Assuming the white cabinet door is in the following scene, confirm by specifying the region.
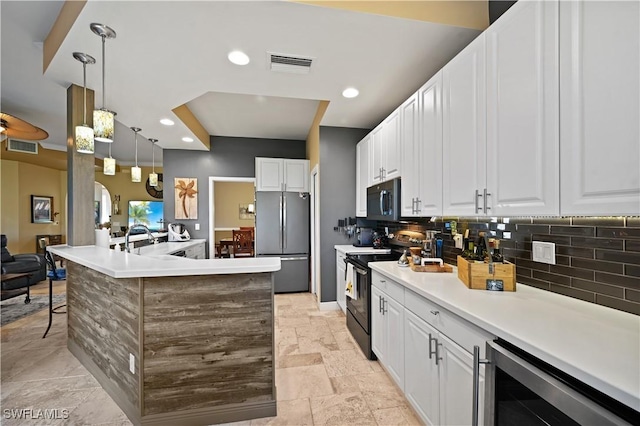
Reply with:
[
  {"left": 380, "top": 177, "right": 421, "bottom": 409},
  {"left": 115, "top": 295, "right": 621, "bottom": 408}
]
[
  {"left": 417, "top": 72, "right": 443, "bottom": 217},
  {"left": 404, "top": 309, "right": 440, "bottom": 426},
  {"left": 336, "top": 251, "right": 347, "bottom": 313},
  {"left": 284, "top": 159, "right": 309, "bottom": 192},
  {"left": 400, "top": 93, "right": 420, "bottom": 217},
  {"left": 486, "top": 0, "right": 559, "bottom": 216},
  {"left": 370, "top": 125, "right": 384, "bottom": 185},
  {"left": 371, "top": 286, "right": 386, "bottom": 364},
  {"left": 560, "top": 0, "right": 640, "bottom": 215},
  {"left": 356, "top": 137, "right": 370, "bottom": 217},
  {"left": 439, "top": 333, "right": 484, "bottom": 426},
  {"left": 383, "top": 109, "right": 401, "bottom": 181},
  {"left": 384, "top": 294, "right": 405, "bottom": 390},
  {"left": 256, "top": 158, "right": 283, "bottom": 192},
  {"left": 442, "top": 34, "right": 487, "bottom": 216}
]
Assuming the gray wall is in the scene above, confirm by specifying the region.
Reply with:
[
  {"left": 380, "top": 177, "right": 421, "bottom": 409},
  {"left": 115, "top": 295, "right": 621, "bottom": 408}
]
[
  {"left": 318, "top": 126, "right": 370, "bottom": 303},
  {"left": 163, "top": 136, "right": 306, "bottom": 254}
]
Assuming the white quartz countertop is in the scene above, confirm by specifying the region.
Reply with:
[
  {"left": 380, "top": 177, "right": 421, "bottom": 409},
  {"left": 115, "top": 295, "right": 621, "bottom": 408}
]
[
  {"left": 334, "top": 245, "right": 391, "bottom": 255},
  {"left": 48, "top": 244, "right": 280, "bottom": 278},
  {"left": 369, "top": 261, "right": 640, "bottom": 411},
  {"left": 109, "top": 232, "right": 168, "bottom": 245}
]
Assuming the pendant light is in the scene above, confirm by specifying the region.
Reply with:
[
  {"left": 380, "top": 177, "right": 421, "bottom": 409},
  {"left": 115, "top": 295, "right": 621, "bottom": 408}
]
[
  {"left": 103, "top": 143, "right": 116, "bottom": 175},
  {"left": 130, "top": 127, "right": 142, "bottom": 182},
  {"left": 90, "top": 23, "right": 116, "bottom": 143},
  {"left": 73, "top": 52, "right": 96, "bottom": 154},
  {"left": 149, "top": 138, "right": 158, "bottom": 186}
]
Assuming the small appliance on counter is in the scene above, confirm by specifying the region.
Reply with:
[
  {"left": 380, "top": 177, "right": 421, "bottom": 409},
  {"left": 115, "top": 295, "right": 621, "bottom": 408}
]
[
  {"left": 168, "top": 223, "right": 190, "bottom": 241},
  {"left": 354, "top": 228, "right": 374, "bottom": 247}
]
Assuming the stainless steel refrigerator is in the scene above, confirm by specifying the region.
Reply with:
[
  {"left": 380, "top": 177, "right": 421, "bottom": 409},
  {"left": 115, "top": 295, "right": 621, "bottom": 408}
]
[{"left": 255, "top": 191, "right": 310, "bottom": 293}]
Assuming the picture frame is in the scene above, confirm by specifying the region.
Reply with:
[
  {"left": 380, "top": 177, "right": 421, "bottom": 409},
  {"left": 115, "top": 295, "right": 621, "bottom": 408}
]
[{"left": 31, "top": 195, "right": 53, "bottom": 223}]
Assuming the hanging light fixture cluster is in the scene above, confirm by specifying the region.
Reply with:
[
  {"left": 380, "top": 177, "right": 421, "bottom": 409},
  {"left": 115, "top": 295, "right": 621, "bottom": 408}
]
[{"left": 91, "top": 23, "right": 117, "bottom": 144}]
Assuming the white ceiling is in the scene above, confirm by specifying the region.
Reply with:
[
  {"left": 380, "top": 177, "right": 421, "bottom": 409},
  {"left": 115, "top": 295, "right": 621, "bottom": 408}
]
[{"left": 1, "top": 1, "right": 481, "bottom": 165}]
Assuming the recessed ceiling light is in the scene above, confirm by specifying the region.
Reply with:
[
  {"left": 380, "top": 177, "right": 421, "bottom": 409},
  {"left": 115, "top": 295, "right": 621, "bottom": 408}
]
[
  {"left": 182, "top": 137, "right": 194, "bottom": 143},
  {"left": 342, "top": 87, "right": 359, "bottom": 98},
  {"left": 160, "top": 118, "right": 174, "bottom": 126},
  {"left": 228, "top": 50, "right": 250, "bottom": 66}
]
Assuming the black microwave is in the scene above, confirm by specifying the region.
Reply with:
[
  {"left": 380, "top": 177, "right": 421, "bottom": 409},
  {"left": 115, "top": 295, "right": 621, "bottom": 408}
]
[{"left": 367, "top": 178, "right": 401, "bottom": 221}]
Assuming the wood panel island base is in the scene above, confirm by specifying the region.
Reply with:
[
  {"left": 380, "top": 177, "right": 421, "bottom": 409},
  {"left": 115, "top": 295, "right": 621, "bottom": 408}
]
[{"left": 48, "top": 245, "right": 280, "bottom": 426}]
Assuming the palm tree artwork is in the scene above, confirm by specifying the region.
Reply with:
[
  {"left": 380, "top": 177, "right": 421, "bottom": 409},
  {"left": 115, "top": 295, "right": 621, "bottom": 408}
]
[
  {"left": 129, "top": 201, "right": 151, "bottom": 225},
  {"left": 175, "top": 178, "right": 198, "bottom": 219}
]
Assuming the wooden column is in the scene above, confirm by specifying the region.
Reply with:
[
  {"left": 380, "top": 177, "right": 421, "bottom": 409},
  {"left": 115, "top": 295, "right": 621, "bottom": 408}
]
[{"left": 66, "top": 83, "right": 96, "bottom": 246}]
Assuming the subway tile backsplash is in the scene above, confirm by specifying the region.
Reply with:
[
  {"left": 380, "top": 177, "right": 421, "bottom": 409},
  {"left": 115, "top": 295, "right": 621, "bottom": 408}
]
[{"left": 382, "top": 217, "right": 640, "bottom": 316}]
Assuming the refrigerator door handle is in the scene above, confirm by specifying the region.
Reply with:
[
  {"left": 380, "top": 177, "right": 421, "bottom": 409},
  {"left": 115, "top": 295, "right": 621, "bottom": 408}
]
[
  {"left": 281, "top": 256, "right": 307, "bottom": 261},
  {"left": 283, "top": 193, "right": 287, "bottom": 250},
  {"left": 279, "top": 194, "right": 283, "bottom": 249}
]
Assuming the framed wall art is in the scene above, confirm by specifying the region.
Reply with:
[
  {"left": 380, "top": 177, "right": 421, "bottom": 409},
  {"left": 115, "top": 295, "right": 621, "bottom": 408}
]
[
  {"left": 174, "top": 178, "right": 198, "bottom": 219},
  {"left": 31, "top": 195, "right": 53, "bottom": 223}
]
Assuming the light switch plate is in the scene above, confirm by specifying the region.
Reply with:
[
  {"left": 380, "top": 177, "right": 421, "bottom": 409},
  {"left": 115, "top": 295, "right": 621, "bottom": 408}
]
[
  {"left": 129, "top": 353, "right": 135, "bottom": 374},
  {"left": 532, "top": 241, "right": 556, "bottom": 265},
  {"left": 195, "top": 223, "right": 200, "bottom": 231}
]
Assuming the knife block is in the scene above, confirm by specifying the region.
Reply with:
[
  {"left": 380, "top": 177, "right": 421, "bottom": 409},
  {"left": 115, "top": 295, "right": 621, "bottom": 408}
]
[{"left": 457, "top": 256, "right": 516, "bottom": 291}]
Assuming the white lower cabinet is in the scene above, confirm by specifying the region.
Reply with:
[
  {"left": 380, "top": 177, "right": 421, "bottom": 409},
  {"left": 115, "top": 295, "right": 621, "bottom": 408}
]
[
  {"left": 184, "top": 241, "right": 205, "bottom": 259},
  {"left": 336, "top": 251, "right": 347, "bottom": 313},
  {"left": 371, "top": 282, "right": 405, "bottom": 390},
  {"left": 372, "top": 271, "right": 492, "bottom": 426}
]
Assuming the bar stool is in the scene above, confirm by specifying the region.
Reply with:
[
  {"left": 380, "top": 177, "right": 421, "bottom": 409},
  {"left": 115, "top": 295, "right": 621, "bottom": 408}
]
[{"left": 39, "top": 238, "right": 66, "bottom": 338}]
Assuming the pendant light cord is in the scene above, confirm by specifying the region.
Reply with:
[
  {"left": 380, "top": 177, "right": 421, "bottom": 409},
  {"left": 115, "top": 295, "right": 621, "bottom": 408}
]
[
  {"left": 134, "top": 132, "right": 138, "bottom": 167},
  {"left": 101, "top": 35, "right": 106, "bottom": 108},
  {"left": 108, "top": 141, "right": 112, "bottom": 158},
  {"left": 82, "top": 62, "right": 87, "bottom": 125},
  {"left": 152, "top": 142, "right": 155, "bottom": 173}
]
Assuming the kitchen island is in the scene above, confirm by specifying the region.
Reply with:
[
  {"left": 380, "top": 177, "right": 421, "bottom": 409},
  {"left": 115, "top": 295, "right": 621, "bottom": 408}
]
[{"left": 48, "top": 244, "right": 280, "bottom": 426}]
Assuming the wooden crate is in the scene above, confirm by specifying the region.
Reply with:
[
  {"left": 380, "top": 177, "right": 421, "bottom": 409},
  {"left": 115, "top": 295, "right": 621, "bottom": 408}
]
[
  {"left": 457, "top": 256, "right": 516, "bottom": 291},
  {"left": 408, "top": 258, "right": 453, "bottom": 273}
]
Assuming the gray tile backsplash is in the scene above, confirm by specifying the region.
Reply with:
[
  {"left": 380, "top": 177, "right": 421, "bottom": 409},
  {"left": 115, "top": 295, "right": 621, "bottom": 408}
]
[{"left": 384, "top": 217, "right": 640, "bottom": 316}]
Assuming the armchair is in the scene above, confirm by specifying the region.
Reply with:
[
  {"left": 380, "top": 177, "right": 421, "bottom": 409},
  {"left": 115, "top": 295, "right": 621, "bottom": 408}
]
[{"left": 1, "top": 234, "right": 46, "bottom": 300}]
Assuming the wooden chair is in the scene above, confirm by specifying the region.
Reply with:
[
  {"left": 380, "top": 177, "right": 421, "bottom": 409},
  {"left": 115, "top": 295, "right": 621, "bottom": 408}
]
[
  {"left": 239, "top": 226, "right": 255, "bottom": 241},
  {"left": 232, "top": 229, "right": 254, "bottom": 257}
]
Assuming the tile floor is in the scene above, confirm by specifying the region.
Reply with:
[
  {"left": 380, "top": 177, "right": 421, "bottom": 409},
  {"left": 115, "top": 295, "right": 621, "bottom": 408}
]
[{"left": 1, "top": 281, "right": 422, "bottom": 425}]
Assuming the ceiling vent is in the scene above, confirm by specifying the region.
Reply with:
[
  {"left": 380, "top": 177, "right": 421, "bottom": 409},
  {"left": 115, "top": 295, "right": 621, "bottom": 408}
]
[
  {"left": 268, "top": 52, "right": 314, "bottom": 74},
  {"left": 7, "top": 138, "right": 38, "bottom": 154}
]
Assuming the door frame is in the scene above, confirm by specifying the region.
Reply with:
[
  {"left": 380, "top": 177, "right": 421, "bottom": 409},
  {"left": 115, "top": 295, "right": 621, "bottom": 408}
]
[
  {"left": 310, "top": 165, "right": 320, "bottom": 299},
  {"left": 208, "top": 176, "right": 256, "bottom": 258}
]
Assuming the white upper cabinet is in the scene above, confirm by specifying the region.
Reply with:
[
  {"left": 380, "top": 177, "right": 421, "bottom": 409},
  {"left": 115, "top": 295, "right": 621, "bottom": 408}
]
[
  {"left": 255, "top": 158, "right": 309, "bottom": 192},
  {"left": 369, "top": 109, "right": 401, "bottom": 185},
  {"left": 356, "top": 136, "right": 370, "bottom": 217},
  {"left": 401, "top": 73, "right": 443, "bottom": 217},
  {"left": 442, "top": 34, "right": 487, "bottom": 216},
  {"left": 560, "top": 0, "right": 640, "bottom": 215},
  {"left": 486, "top": 0, "right": 559, "bottom": 216}
]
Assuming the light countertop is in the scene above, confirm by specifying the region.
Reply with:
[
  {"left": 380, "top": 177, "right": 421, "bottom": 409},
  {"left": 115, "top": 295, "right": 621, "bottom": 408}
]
[
  {"left": 133, "top": 239, "right": 205, "bottom": 256},
  {"left": 334, "top": 245, "right": 391, "bottom": 255},
  {"left": 48, "top": 244, "right": 280, "bottom": 278},
  {"left": 370, "top": 261, "right": 640, "bottom": 412},
  {"left": 109, "top": 232, "right": 168, "bottom": 245}
]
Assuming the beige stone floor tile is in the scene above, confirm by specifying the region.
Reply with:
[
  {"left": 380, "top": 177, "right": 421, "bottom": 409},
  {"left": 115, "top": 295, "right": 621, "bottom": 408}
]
[
  {"left": 275, "top": 328, "right": 298, "bottom": 346},
  {"left": 321, "top": 349, "right": 375, "bottom": 378},
  {"left": 325, "top": 317, "right": 348, "bottom": 332},
  {"left": 62, "top": 387, "right": 130, "bottom": 425},
  {"left": 277, "top": 316, "right": 312, "bottom": 328},
  {"left": 332, "top": 330, "right": 358, "bottom": 351},
  {"left": 277, "top": 352, "right": 323, "bottom": 369},
  {"left": 308, "top": 309, "right": 344, "bottom": 318},
  {"left": 308, "top": 315, "right": 329, "bottom": 328},
  {"left": 310, "top": 392, "right": 377, "bottom": 426},
  {"left": 297, "top": 335, "right": 340, "bottom": 354},
  {"left": 329, "top": 376, "right": 361, "bottom": 394},
  {"left": 1, "top": 346, "right": 60, "bottom": 382},
  {"left": 372, "top": 405, "right": 424, "bottom": 426},
  {"left": 295, "top": 325, "right": 334, "bottom": 340},
  {"left": 276, "top": 343, "right": 300, "bottom": 358},
  {"left": 275, "top": 364, "right": 334, "bottom": 401},
  {"left": 4, "top": 347, "right": 85, "bottom": 383},
  {"left": 356, "top": 372, "right": 408, "bottom": 411},
  {"left": 250, "top": 398, "right": 313, "bottom": 425}
]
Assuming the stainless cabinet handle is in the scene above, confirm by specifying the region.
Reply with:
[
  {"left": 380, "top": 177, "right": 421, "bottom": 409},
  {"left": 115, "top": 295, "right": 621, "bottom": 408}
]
[
  {"left": 484, "top": 188, "right": 491, "bottom": 212},
  {"left": 476, "top": 189, "right": 483, "bottom": 213},
  {"left": 428, "top": 333, "right": 436, "bottom": 360},
  {"left": 472, "top": 345, "right": 490, "bottom": 426},
  {"left": 382, "top": 298, "right": 388, "bottom": 314},
  {"left": 411, "top": 198, "right": 416, "bottom": 214},
  {"left": 279, "top": 194, "right": 283, "bottom": 249},
  {"left": 415, "top": 198, "right": 421, "bottom": 213},
  {"left": 379, "top": 295, "right": 383, "bottom": 313},
  {"left": 435, "top": 339, "right": 442, "bottom": 365},
  {"left": 430, "top": 310, "right": 439, "bottom": 316}
]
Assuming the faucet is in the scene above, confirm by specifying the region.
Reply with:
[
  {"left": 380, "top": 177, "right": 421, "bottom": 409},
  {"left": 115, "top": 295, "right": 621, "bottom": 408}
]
[{"left": 125, "top": 224, "right": 155, "bottom": 253}]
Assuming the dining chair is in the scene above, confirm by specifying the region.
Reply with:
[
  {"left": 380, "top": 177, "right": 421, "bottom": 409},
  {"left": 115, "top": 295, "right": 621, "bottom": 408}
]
[
  {"left": 39, "top": 238, "right": 66, "bottom": 338},
  {"left": 232, "top": 229, "right": 254, "bottom": 257}
]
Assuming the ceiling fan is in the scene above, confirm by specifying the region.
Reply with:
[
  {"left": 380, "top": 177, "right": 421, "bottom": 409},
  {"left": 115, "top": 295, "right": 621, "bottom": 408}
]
[{"left": 0, "top": 112, "right": 49, "bottom": 141}]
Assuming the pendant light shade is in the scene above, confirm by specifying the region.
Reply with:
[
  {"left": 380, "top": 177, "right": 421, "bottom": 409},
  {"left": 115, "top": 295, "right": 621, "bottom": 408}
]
[
  {"left": 103, "top": 156, "right": 116, "bottom": 175},
  {"left": 131, "top": 127, "right": 142, "bottom": 182},
  {"left": 73, "top": 52, "right": 96, "bottom": 154},
  {"left": 91, "top": 23, "right": 116, "bottom": 143},
  {"left": 149, "top": 138, "right": 158, "bottom": 187}
]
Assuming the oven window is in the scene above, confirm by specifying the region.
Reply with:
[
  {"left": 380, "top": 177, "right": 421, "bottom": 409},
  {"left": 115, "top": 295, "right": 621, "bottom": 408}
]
[{"left": 496, "top": 368, "right": 580, "bottom": 426}]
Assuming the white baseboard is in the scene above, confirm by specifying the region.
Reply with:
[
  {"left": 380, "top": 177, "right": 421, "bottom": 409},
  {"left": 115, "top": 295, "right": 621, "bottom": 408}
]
[{"left": 318, "top": 301, "right": 340, "bottom": 311}]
